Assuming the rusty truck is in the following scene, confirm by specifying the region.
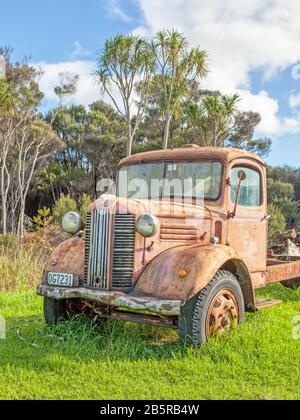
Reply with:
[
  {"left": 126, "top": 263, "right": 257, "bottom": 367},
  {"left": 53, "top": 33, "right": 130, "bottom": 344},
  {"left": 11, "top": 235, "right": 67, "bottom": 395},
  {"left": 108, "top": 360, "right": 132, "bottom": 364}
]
[{"left": 37, "top": 145, "right": 300, "bottom": 346}]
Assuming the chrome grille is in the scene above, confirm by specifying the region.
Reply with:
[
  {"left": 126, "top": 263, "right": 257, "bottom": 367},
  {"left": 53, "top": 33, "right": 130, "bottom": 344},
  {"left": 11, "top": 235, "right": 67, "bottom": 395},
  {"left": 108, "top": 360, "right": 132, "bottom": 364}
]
[
  {"left": 111, "top": 214, "right": 136, "bottom": 289},
  {"left": 84, "top": 212, "right": 92, "bottom": 283},
  {"left": 87, "top": 208, "right": 110, "bottom": 288}
]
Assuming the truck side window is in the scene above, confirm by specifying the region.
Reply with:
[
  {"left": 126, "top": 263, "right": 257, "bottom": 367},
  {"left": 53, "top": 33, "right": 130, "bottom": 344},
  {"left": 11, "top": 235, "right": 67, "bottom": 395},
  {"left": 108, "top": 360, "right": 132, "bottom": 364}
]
[{"left": 231, "top": 166, "right": 261, "bottom": 207}]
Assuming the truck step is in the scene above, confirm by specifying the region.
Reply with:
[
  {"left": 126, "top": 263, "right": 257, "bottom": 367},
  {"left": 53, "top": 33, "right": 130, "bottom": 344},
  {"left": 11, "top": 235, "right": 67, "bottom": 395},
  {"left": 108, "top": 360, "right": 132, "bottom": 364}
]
[{"left": 255, "top": 298, "right": 282, "bottom": 309}]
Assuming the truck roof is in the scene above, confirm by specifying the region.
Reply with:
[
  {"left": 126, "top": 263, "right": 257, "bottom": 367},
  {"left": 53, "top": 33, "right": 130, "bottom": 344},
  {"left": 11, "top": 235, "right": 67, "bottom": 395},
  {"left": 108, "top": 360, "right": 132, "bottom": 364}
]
[{"left": 120, "top": 145, "right": 265, "bottom": 167}]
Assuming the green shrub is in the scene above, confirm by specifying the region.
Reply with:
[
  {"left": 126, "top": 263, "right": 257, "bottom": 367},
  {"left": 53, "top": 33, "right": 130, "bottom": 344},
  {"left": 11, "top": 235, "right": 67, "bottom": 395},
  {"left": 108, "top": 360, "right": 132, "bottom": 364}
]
[
  {"left": 267, "top": 178, "right": 295, "bottom": 202},
  {"left": 268, "top": 204, "right": 286, "bottom": 246},
  {"left": 80, "top": 194, "right": 93, "bottom": 222},
  {"left": 53, "top": 194, "right": 78, "bottom": 225},
  {"left": 33, "top": 207, "right": 53, "bottom": 230}
]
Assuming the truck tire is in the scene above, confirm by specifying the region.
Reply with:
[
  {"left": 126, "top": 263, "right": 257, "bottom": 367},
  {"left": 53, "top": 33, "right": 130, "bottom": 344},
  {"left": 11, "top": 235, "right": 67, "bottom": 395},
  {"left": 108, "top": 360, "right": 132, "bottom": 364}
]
[
  {"left": 179, "top": 270, "right": 245, "bottom": 346},
  {"left": 281, "top": 278, "right": 300, "bottom": 290},
  {"left": 44, "top": 297, "right": 68, "bottom": 325}
]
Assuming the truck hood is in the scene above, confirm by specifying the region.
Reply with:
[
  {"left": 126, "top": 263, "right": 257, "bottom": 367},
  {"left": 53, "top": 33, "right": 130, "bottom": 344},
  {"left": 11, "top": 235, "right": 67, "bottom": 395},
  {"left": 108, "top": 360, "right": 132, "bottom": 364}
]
[{"left": 88, "top": 194, "right": 212, "bottom": 221}]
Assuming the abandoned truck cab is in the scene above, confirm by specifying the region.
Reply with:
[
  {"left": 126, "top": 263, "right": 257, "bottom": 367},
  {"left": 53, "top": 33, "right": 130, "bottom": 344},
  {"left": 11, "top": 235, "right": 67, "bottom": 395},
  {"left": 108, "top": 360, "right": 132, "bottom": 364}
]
[{"left": 38, "top": 145, "right": 290, "bottom": 346}]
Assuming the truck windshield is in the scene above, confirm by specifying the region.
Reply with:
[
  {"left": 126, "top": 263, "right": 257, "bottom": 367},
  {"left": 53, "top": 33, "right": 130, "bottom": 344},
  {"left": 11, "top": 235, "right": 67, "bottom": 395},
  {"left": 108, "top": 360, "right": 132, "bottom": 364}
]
[{"left": 118, "top": 161, "right": 222, "bottom": 201}]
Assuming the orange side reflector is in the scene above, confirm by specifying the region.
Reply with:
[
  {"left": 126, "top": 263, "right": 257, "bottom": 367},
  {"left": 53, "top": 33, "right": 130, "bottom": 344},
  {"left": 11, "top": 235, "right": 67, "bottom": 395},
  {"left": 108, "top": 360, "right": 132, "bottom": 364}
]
[{"left": 178, "top": 269, "right": 187, "bottom": 278}]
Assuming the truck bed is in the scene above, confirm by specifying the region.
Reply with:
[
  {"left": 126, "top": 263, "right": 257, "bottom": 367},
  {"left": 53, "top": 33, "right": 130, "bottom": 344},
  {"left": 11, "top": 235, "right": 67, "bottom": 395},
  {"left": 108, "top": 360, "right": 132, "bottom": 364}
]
[{"left": 266, "top": 255, "right": 300, "bottom": 283}]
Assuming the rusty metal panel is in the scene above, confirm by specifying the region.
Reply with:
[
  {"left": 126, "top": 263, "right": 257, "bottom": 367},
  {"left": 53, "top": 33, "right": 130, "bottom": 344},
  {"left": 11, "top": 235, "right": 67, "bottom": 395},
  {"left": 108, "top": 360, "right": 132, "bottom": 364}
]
[
  {"left": 256, "top": 298, "right": 282, "bottom": 308},
  {"left": 134, "top": 244, "right": 253, "bottom": 303},
  {"left": 160, "top": 223, "right": 198, "bottom": 241},
  {"left": 93, "top": 311, "right": 178, "bottom": 329},
  {"left": 226, "top": 159, "right": 268, "bottom": 275},
  {"left": 37, "top": 284, "right": 182, "bottom": 316},
  {"left": 120, "top": 147, "right": 265, "bottom": 168},
  {"left": 44, "top": 237, "right": 85, "bottom": 284},
  {"left": 266, "top": 260, "right": 300, "bottom": 284}
]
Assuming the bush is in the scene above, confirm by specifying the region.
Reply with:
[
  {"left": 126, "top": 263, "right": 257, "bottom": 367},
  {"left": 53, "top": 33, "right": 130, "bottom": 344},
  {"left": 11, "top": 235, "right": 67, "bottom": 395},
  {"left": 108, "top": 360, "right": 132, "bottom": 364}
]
[
  {"left": 268, "top": 204, "right": 286, "bottom": 246},
  {"left": 267, "top": 178, "right": 295, "bottom": 202},
  {"left": 33, "top": 207, "right": 53, "bottom": 230},
  {"left": 0, "top": 234, "right": 17, "bottom": 250},
  {"left": 53, "top": 194, "right": 78, "bottom": 225},
  {"left": 0, "top": 243, "right": 45, "bottom": 292},
  {"left": 80, "top": 194, "right": 93, "bottom": 222},
  {"left": 267, "top": 178, "right": 299, "bottom": 228}
]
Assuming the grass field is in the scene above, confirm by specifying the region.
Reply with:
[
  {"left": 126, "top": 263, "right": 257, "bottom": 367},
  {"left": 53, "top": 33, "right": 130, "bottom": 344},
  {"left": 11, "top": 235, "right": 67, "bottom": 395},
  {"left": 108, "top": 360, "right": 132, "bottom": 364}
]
[{"left": 0, "top": 284, "right": 299, "bottom": 400}]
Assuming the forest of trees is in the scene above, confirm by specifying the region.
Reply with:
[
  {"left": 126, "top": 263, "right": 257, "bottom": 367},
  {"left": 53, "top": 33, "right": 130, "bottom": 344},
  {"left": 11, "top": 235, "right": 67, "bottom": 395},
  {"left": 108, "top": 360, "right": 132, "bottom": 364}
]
[{"left": 0, "top": 31, "right": 298, "bottom": 241}]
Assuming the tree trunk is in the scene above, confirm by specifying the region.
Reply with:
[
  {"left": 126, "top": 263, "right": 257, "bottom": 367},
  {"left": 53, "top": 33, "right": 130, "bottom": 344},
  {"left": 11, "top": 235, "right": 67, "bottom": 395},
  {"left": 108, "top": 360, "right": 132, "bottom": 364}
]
[
  {"left": 17, "top": 201, "right": 26, "bottom": 242},
  {"left": 126, "top": 127, "right": 133, "bottom": 156},
  {"left": 127, "top": 136, "right": 133, "bottom": 156},
  {"left": 126, "top": 109, "right": 133, "bottom": 156},
  {"left": 0, "top": 168, "right": 8, "bottom": 235},
  {"left": 1, "top": 204, "right": 7, "bottom": 235},
  {"left": 1, "top": 148, "right": 9, "bottom": 235},
  {"left": 213, "top": 122, "right": 218, "bottom": 147},
  {"left": 163, "top": 115, "right": 172, "bottom": 150}
]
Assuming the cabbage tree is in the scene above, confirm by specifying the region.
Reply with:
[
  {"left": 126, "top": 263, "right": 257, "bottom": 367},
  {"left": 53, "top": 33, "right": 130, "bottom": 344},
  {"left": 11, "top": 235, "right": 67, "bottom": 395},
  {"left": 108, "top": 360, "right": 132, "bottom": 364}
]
[
  {"left": 96, "top": 35, "right": 155, "bottom": 156},
  {"left": 152, "top": 30, "right": 208, "bottom": 149}
]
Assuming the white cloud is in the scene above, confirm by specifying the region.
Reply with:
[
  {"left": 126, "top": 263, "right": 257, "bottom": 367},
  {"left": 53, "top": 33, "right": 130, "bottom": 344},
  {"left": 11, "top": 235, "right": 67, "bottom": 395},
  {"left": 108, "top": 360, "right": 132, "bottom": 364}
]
[
  {"left": 68, "top": 41, "right": 92, "bottom": 60},
  {"left": 134, "top": 0, "right": 300, "bottom": 137},
  {"left": 289, "top": 93, "right": 300, "bottom": 109},
  {"left": 105, "top": 0, "right": 132, "bottom": 23},
  {"left": 135, "top": 0, "right": 300, "bottom": 77},
  {"left": 238, "top": 90, "right": 281, "bottom": 136},
  {"left": 234, "top": 90, "right": 300, "bottom": 137},
  {"left": 35, "top": 60, "right": 124, "bottom": 111},
  {"left": 292, "top": 63, "right": 300, "bottom": 80},
  {"left": 35, "top": 60, "right": 98, "bottom": 107}
]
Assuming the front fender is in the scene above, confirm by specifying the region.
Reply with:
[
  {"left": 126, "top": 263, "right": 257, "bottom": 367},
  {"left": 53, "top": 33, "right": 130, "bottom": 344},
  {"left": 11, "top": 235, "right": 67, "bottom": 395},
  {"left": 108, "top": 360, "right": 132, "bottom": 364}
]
[
  {"left": 43, "top": 236, "right": 85, "bottom": 283},
  {"left": 134, "top": 244, "right": 254, "bottom": 305}
]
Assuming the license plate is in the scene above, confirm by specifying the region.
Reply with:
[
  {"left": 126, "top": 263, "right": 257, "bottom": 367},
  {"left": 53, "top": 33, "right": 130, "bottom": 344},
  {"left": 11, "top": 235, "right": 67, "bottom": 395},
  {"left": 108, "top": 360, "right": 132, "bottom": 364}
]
[{"left": 47, "top": 272, "right": 74, "bottom": 287}]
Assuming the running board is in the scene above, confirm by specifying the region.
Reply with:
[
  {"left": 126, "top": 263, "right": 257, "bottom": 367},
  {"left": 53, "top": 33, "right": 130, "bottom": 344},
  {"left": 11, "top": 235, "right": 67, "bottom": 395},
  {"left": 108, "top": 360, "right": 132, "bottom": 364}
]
[{"left": 256, "top": 298, "right": 282, "bottom": 309}]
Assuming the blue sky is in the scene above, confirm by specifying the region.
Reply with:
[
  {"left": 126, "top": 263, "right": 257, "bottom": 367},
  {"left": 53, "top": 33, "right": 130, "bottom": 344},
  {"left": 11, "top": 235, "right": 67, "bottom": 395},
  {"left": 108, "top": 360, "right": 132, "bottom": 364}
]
[
  {"left": 1, "top": 0, "right": 300, "bottom": 167},
  {"left": 0, "top": 1, "right": 136, "bottom": 62}
]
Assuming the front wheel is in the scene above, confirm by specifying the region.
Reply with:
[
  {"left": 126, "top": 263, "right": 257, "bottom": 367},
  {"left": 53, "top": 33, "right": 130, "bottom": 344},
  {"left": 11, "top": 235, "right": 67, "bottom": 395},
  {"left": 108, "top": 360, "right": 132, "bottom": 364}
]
[{"left": 179, "top": 270, "right": 245, "bottom": 346}]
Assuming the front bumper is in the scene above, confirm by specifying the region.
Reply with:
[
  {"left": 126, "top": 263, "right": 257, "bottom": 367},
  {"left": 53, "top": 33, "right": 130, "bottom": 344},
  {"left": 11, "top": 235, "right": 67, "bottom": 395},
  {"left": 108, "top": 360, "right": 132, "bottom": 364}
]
[{"left": 37, "top": 284, "right": 182, "bottom": 316}]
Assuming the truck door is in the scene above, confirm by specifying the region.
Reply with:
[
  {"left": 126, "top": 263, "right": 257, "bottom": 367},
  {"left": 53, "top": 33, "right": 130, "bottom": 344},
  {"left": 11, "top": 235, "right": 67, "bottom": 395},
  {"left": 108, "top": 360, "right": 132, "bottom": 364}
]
[{"left": 226, "top": 163, "right": 267, "bottom": 274}]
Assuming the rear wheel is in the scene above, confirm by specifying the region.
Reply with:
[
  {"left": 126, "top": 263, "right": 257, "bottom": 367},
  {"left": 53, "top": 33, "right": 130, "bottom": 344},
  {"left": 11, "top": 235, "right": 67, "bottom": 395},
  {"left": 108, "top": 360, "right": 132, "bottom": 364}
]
[
  {"left": 44, "top": 297, "right": 69, "bottom": 325},
  {"left": 179, "top": 270, "right": 245, "bottom": 346}
]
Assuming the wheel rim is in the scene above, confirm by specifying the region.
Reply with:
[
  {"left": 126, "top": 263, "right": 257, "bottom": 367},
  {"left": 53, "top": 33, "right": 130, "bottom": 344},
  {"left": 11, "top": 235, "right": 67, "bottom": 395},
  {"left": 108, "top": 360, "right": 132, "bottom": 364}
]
[{"left": 205, "top": 289, "right": 240, "bottom": 338}]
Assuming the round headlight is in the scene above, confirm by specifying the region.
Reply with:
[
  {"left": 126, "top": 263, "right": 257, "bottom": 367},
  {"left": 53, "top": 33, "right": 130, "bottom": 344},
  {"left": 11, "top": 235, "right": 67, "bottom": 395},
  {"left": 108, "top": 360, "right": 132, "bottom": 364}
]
[
  {"left": 62, "top": 212, "right": 83, "bottom": 234},
  {"left": 136, "top": 214, "right": 159, "bottom": 238}
]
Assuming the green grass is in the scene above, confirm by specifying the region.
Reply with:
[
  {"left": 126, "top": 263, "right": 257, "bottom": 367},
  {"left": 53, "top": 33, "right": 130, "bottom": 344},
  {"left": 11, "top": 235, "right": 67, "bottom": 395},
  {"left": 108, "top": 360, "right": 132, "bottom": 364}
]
[{"left": 0, "top": 284, "right": 299, "bottom": 400}]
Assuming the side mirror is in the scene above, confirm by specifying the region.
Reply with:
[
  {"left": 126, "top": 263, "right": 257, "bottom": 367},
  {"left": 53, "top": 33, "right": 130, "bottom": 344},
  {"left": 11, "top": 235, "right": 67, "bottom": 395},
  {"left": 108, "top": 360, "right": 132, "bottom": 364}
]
[
  {"left": 237, "top": 170, "right": 247, "bottom": 181},
  {"left": 228, "top": 170, "right": 247, "bottom": 219}
]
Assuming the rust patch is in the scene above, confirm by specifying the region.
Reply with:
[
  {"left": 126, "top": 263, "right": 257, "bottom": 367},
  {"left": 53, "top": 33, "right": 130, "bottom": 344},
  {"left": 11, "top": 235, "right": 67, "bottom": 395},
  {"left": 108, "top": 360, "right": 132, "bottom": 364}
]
[
  {"left": 120, "top": 147, "right": 265, "bottom": 167},
  {"left": 37, "top": 285, "right": 182, "bottom": 316},
  {"left": 44, "top": 237, "right": 85, "bottom": 283},
  {"left": 135, "top": 244, "right": 253, "bottom": 303},
  {"left": 266, "top": 259, "right": 300, "bottom": 284}
]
